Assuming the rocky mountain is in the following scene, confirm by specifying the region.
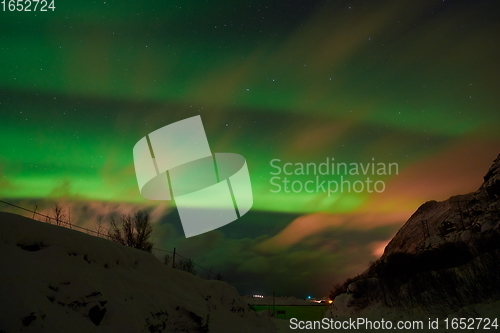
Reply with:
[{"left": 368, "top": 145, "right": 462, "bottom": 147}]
[
  {"left": 383, "top": 154, "right": 500, "bottom": 256},
  {"left": 326, "top": 154, "right": 500, "bottom": 330}
]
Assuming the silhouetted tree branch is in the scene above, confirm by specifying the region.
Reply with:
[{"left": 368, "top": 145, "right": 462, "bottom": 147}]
[{"left": 108, "top": 210, "right": 153, "bottom": 252}]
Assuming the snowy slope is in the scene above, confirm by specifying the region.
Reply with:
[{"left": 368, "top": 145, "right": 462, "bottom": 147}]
[
  {"left": 325, "top": 295, "right": 500, "bottom": 333},
  {"left": 0, "top": 212, "right": 276, "bottom": 333}
]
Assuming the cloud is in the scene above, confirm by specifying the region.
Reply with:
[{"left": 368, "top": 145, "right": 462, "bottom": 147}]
[
  {"left": 370, "top": 239, "right": 391, "bottom": 258},
  {"left": 364, "top": 137, "right": 500, "bottom": 213},
  {"left": 255, "top": 211, "right": 407, "bottom": 253},
  {"left": 239, "top": 257, "right": 271, "bottom": 274}
]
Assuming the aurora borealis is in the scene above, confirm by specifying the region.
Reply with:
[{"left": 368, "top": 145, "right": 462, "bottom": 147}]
[{"left": 1, "top": 0, "right": 500, "bottom": 297}]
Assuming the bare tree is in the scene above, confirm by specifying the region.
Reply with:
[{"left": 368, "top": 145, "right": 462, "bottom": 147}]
[
  {"left": 108, "top": 210, "right": 153, "bottom": 252},
  {"left": 52, "top": 204, "right": 66, "bottom": 226},
  {"left": 94, "top": 215, "right": 106, "bottom": 237}
]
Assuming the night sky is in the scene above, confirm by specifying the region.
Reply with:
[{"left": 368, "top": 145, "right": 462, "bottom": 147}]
[{"left": 1, "top": 0, "right": 500, "bottom": 297}]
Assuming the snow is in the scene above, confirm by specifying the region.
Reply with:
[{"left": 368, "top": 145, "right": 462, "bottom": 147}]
[
  {"left": 325, "top": 294, "right": 500, "bottom": 332},
  {"left": 0, "top": 212, "right": 276, "bottom": 332},
  {"left": 244, "top": 295, "right": 314, "bottom": 306}
]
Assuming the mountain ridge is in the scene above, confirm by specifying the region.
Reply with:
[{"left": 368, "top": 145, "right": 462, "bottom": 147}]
[{"left": 383, "top": 154, "right": 500, "bottom": 256}]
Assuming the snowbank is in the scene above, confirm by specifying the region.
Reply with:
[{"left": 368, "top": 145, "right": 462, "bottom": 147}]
[
  {"left": 0, "top": 212, "right": 276, "bottom": 333},
  {"left": 325, "top": 295, "right": 500, "bottom": 333}
]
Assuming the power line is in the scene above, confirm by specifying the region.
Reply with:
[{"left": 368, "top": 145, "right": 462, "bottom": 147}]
[
  {"left": 0, "top": 200, "right": 107, "bottom": 238},
  {"left": 154, "top": 247, "right": 271, "bottom": 294}
]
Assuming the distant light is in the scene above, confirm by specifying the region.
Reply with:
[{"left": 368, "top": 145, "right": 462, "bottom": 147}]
[
  {"left": 307, "top": 296, "right": 311, "bottom": 299},
  {"left": 328, "top": 300, "right": 333, "bottom": 304},
  {"left": 252, "top": 295, "right": 264, "bottom": 298}
]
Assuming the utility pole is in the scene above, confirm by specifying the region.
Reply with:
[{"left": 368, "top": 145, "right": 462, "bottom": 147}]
[{"left": 172, "top": 247, "right": 176, "bottom": 269}]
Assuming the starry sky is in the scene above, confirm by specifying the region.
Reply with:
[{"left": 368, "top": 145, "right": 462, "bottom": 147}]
[{"left": 1, "top": 0, "right": 500, "bottom": 297}]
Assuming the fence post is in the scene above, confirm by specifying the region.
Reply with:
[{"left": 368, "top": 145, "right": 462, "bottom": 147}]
[
  {"left": 172, "top": 247, "right": 176, "bottom": 269},
  {"left": 273, "top": 290, "right": 275, "bottom": 318}
]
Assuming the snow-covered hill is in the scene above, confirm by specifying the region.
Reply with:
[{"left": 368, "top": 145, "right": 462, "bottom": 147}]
[{"left": 0, "top": 212, "right": 276, "bottom": 333}]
